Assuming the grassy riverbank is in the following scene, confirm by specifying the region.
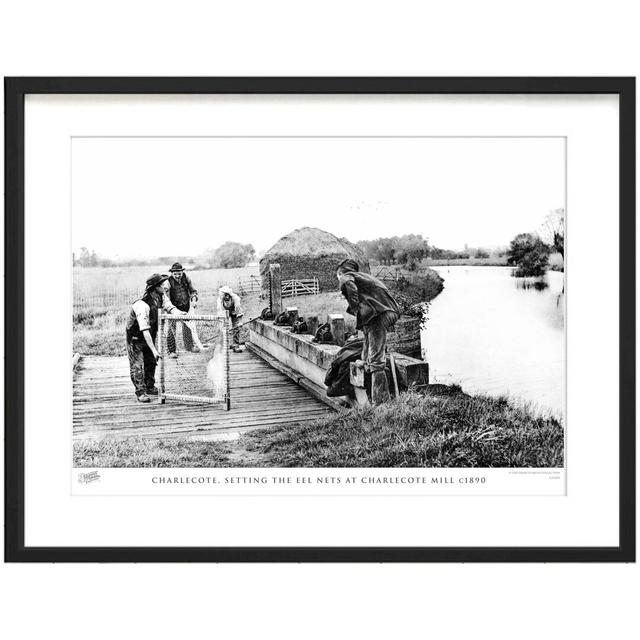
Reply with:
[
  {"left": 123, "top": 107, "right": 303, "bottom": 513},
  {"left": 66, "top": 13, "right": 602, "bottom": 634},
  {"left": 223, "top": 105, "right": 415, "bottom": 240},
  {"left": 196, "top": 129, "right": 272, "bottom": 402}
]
[
  {"left": 74, "top": 389, "right": 563, "bottom": 468},
  {"left": 244, "top": 390, "right": 563, "bottom": 467}
]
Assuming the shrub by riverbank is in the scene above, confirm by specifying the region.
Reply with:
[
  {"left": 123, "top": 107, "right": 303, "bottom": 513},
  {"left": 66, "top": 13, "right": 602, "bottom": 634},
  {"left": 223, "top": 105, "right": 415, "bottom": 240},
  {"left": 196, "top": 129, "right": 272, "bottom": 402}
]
[
  {"left": 387, "top": 268, "right": 444, "bottom": 314},
  {"left": 74, "top": 389, "right": 563, "bottom": 468}
]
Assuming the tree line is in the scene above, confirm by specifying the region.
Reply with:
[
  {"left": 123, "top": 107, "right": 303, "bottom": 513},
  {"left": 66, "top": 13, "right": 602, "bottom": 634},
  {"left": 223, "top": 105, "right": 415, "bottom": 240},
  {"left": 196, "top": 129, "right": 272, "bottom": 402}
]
[
  {"left": 73, "top": 242, "right": 256, "bottom": 270},
  {"left": 356, "top": 234, "right": 497, "bottom": 269},
  {"left": 357, "top": 234, "right": 430, "bottom": 269}
]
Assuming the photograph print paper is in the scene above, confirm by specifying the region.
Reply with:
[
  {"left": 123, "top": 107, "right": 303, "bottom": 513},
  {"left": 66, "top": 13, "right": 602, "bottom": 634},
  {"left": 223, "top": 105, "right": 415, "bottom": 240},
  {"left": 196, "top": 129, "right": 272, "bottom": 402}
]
[{"left": 72, "top": 136, "right": 565, "bottom": 470}]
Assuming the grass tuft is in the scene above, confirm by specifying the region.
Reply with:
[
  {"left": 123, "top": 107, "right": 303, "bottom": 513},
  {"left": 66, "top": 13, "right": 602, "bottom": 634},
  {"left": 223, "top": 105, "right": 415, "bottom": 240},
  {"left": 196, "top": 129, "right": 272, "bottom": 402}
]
[{"left": 73, "top": 437, "right": 233, "bottom": 468}]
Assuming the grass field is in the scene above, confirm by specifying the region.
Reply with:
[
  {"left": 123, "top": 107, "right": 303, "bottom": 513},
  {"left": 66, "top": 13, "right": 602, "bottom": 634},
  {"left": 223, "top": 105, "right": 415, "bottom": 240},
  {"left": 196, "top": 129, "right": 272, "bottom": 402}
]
[
  {"left": 73, "top": 264, "right": 259, "bottom": 295},
  {"left": 74, "top": 388, "right": 563, "bottom": 468},
  {"left": 73, "top": 265, "right": 260, "bottom": 356}
]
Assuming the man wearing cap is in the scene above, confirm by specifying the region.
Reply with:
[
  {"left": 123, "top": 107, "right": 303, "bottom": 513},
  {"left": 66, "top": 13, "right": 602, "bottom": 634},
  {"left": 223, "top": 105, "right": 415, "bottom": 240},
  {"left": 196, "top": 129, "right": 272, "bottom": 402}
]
[
  {"left": 125, "top": 273, "right": 184, "bottom": 403},
  {"left": 336, "top": 258, "right": 401, "bottom": 404},
  {"left": 217, "top": 285, "right": 244, "bottom": 351},
  {"left": 166, "top": 262, "right": 199, "bottom": 358}
]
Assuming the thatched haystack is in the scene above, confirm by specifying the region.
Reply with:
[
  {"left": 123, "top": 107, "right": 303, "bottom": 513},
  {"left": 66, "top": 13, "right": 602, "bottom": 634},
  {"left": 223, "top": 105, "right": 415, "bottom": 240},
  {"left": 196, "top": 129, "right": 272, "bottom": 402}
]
[{"left": 260, "top": 227, "right": 370, "bottom": 293}]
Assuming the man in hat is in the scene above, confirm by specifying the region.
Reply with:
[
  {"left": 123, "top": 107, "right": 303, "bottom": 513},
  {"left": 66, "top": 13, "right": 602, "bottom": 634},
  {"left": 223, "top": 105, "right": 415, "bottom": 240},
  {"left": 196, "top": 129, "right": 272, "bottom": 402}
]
[
  {"left": 166, "top": 262, "right": 199, "bottom": 358},
  {"left": 217, "top": 285, "right": 244, "bottom": 351},
  {"left": 125, "top": 273, "right": 185, "bottom": 403},
  {"left": 336, "top": 258, "right": 401, "bottom": 404}
]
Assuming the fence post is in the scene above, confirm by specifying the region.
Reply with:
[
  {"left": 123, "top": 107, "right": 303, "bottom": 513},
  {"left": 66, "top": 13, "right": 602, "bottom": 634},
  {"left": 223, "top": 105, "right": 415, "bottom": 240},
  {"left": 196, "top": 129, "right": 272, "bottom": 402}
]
[
  {"left": 224, "top": 313, "right": 231, "bottom": 410},
  {"left": 307, "top": 315, "right": 319, "bottom": 337},
  {"left": 158, "top": 311, "right": 165, "bottom": 404},
  {"left": 328, "top": 314, "right": 346, "bottom": 346},
  {"left": 269, "top": 263, "right": 283, "bottom": 316}
]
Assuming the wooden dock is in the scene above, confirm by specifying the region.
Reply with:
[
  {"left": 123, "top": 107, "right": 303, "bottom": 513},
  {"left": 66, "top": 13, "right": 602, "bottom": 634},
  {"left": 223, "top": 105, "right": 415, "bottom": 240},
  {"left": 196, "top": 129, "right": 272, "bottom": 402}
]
[{"left": 73, "top": 349, "right": 334, "bottom": 441}]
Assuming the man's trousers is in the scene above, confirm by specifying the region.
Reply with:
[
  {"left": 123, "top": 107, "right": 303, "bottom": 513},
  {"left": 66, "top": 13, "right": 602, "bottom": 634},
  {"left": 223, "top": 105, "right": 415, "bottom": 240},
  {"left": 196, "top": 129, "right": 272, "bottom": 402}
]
[
  {"left": 166, "top": 321, "right": 195, "bottom": 353},
  {"left": 361, "top": 311, "right": 398, "bottom": 372},
  {"left": 361, "top": 311, "right": 398, "bottom": 404},
  {"left": 126, "top": 338, "right": 157, "bottom": 396}
]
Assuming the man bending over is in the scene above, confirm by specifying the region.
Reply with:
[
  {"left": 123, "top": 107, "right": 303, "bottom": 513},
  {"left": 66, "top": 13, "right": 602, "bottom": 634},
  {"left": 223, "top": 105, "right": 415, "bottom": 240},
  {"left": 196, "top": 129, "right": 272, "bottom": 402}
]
[{"left": 337, "top": 259, "right": 400, "bottom": 404}]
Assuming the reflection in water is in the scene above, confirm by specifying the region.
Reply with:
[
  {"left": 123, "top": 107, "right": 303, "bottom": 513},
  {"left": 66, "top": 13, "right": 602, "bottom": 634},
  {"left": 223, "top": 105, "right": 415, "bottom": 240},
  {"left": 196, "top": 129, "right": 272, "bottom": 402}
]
[
  {"left": 515, "top": 277, "right": 549, "bottom": 291},
  {"left": 422, "top": 266, "right": 564, "bottom": 417}
]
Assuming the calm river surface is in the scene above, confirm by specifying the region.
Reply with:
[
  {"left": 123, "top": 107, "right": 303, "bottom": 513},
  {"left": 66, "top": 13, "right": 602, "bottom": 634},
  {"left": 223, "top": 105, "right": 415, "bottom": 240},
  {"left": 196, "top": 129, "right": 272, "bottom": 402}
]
[{"left": 422, "top": 266, "right": 565, "bottom": 417}]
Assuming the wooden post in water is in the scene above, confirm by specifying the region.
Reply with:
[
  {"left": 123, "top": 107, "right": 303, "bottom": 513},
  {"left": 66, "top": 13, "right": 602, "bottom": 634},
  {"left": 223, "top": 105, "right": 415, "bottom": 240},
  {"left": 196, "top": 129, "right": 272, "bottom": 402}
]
[{"left": 269, "top": 263, "right": 283, "bottom": 317}]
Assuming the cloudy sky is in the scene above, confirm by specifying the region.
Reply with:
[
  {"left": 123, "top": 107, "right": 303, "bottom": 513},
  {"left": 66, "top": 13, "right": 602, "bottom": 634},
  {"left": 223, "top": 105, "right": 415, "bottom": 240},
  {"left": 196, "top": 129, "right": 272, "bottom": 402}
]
[{"left": 72, "top": 136, "right": 565, "bottom": 259}]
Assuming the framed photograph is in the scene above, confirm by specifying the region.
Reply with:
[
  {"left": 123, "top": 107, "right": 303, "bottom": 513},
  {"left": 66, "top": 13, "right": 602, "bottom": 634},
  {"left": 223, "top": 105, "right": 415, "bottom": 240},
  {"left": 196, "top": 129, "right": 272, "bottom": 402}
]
[{"left": 5, "top": 77, "right": 635, "bottom": 562}]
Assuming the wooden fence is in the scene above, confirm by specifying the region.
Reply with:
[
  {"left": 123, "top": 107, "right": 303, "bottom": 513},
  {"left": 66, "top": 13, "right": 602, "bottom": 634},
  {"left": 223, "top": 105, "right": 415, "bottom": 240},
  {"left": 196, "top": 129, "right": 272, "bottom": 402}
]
[
  {"left": 73, "top": 274, "right": 320, "bottom": 312},
  {"left": 73, "top": 289, "right": 140, "bottom": 310},
  {"left": 235, "top": 275, "right": 262, "bottom": 296},
  {"left": 73, "top": 288, "right": 221, "bottom": 312},
  {"left": 281, "top": 278, "right": 320, "bottom": 298}
]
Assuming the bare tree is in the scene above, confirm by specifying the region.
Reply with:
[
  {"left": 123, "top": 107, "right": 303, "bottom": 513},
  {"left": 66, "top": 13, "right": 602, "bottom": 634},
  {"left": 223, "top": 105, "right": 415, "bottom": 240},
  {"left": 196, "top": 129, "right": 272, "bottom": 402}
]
[{"left": 542, "top": 208, "right": 565, "bottom": 258}]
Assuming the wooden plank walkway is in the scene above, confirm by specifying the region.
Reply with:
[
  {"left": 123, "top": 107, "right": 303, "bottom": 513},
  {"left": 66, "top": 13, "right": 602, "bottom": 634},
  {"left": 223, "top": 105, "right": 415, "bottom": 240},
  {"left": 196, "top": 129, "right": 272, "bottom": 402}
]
[{"left": 73, "top": 349, "right": 334, "bottom": 441}]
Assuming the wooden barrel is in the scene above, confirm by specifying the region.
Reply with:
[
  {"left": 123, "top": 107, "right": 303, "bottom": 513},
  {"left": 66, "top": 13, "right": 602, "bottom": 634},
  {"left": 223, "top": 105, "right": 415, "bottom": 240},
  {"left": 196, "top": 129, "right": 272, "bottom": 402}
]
[{"left": 387, "top": 315, "right": 422, "bottom": 358}]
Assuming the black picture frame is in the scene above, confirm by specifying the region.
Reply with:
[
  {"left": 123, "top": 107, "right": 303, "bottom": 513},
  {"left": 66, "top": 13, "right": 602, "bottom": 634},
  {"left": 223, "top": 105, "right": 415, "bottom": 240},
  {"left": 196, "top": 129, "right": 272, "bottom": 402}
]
[{"left": 4, "top": 77, "right": 635, "bottom": 563}]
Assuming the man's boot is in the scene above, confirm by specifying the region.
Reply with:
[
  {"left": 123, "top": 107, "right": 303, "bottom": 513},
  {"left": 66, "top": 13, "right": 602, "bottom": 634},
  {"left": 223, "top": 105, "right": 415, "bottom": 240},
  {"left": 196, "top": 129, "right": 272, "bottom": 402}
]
[{"left": 371, "top": 371, "right": 390, "bottom": 405}]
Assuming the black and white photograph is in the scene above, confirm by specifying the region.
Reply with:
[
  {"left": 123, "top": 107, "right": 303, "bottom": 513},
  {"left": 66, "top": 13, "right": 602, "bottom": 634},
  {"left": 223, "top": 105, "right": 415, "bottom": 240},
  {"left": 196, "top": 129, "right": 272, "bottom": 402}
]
[
  {"left": 72, "top": 135, "right": 566, "bottom": 471},
  {"left": 7, "top": 78, "right": 632, "bottom": 563}
]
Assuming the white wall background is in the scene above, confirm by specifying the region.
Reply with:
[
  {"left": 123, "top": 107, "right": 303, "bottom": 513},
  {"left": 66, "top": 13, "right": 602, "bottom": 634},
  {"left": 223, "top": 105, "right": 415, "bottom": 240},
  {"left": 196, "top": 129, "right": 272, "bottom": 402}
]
[{"left": 1, "top": 2, "right": 638, "bottom": 639}]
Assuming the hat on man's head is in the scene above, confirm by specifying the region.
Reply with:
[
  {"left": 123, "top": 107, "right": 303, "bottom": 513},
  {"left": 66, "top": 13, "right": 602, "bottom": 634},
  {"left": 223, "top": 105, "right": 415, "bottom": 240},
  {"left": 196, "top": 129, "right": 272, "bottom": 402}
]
[
  {"left": 145, "top": 273, "right": 169, "bottom": 292},
  {"left": 169, "top": 262, "right": 184, "bottom": 272},
  {"left": 219, "top": 285, "right": 233, "bottom": 296},
  {"left": 337, "top": 258, "right": 360, "bottom": 273}
]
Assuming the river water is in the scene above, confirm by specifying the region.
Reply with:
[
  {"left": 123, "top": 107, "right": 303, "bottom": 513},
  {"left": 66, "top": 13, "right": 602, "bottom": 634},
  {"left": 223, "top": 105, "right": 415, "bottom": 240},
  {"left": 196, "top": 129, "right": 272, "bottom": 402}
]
[{"left": 422, "top": 266, "right": 565, "bottom": 418}]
